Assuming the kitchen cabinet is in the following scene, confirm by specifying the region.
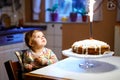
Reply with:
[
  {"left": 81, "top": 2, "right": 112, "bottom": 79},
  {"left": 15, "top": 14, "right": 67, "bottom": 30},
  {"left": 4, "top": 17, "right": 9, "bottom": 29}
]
[
  {"left": 44, "top": 24, "right": 62, "bottom": 60},
  {"left": 23, "top": 0, "right": 45, "bottom": 24}
]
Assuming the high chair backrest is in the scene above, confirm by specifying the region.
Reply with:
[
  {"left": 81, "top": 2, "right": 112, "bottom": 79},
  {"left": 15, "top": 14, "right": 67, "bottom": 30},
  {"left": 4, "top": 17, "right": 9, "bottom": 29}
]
[
  {"left": 15, "top": 49, "right": 29, "bottom": 72},
  {"left": 4, "top": 60, "right": 23, "bottom": 80}
]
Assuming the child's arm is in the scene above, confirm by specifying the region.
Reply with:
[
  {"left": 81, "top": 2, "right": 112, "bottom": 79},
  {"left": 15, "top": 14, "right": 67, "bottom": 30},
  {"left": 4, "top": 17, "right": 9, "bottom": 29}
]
[
  {"left": 23, "top": 51, "right": 35, "bottom": 71},
  {"left": 40, "top": 49, "right": 58, "bottom": 65},
  {"left": 47, "top": 50, "right": 58, "bottom": 65}
]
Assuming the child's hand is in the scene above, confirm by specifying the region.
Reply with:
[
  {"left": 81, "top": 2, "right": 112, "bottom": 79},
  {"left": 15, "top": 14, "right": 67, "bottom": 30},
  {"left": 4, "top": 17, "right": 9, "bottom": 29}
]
[
  {"left": 26, "top": 64, "right": 33, "bottom": 71},
  {"left": 35, "top": 57, "right": 48, "bottom": 65},
  {"left": 34, "top": 57, "right": 42, "bottom": 63}
]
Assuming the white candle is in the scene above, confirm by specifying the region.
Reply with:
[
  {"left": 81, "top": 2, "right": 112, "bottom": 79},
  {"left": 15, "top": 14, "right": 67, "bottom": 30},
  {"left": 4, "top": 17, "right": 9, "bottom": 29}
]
[{"left": 88, "top": 0, "right": 96, "bottom": 22}]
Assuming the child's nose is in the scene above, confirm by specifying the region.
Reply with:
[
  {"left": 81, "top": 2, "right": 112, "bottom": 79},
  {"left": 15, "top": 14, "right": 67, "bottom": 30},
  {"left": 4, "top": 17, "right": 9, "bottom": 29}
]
[{"left": 41, "top": 37, "right": 45, "bottom": 40}]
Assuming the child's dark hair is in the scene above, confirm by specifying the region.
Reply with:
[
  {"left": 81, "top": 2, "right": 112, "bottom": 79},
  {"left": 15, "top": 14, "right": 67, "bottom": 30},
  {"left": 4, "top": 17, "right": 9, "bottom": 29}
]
[{"left": 25, "top": 30, "right": 41, "bottom": 48}]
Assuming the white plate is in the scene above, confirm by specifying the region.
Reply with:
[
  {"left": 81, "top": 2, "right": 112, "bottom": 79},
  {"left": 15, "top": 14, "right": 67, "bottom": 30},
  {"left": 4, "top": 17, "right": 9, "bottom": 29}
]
[{"left": 62, "top": 48, "right": 114, "bottom": 59}]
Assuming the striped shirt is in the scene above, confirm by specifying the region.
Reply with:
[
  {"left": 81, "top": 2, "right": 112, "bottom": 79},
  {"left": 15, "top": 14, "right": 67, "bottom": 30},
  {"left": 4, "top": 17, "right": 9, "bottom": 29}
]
[{"left": 23, "top": 48, "right": 58, "bottom": 71}]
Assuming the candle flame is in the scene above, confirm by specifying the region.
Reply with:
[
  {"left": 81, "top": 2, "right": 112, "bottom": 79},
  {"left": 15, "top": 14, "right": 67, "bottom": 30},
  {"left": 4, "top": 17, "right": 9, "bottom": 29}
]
[{"left": 88, "top": 0, "right": 96, "bottom": 22}]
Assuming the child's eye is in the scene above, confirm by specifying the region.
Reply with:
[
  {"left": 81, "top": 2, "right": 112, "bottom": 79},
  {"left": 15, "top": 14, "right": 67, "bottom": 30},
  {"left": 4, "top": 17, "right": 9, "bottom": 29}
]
[
  {"left": 38, "top": 36, "right": 41, "bottom": 38},
  {"left": 37, "top": 35, "right": 45, "bottom": 38},
  {"left": 42, "top": 35, "right": 45, "bottom": 38}
]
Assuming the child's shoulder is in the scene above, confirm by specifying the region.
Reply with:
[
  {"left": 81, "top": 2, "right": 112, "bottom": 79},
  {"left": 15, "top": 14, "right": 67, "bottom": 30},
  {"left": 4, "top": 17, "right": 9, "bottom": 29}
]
[{"left": 44, "top": 47, "right": 53, "bottom": 52}]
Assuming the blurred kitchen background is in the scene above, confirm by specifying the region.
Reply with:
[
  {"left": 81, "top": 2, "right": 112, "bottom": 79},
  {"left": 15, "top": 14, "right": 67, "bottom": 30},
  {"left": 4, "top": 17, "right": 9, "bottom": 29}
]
[{"left": 0, "top": 0, "right": 120, "bottom": 80}]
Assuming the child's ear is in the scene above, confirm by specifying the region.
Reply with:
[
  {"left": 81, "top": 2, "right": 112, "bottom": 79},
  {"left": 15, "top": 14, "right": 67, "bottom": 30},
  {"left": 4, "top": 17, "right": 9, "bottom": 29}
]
[{"left": 29, "top": 41, "right": 33, "bottom": 46}]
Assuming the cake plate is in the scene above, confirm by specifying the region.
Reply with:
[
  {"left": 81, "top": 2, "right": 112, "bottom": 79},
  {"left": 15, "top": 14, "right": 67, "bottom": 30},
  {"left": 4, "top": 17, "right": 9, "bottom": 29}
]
[{"left": 62, "top": 48, "right": 114, "bottom": 69}]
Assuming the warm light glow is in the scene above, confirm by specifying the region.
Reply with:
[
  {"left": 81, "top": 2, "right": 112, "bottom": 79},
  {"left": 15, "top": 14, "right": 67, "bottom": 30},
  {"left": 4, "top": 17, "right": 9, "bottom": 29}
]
[{"left": 88, "top": 0, "right": 96, "bottom": 22}]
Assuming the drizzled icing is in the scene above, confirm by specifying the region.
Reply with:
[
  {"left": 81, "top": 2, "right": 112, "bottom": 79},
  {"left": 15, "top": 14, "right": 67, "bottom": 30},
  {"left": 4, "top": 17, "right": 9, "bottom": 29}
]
[{"left": 72, "top": 39, "right": 110, "bottom": 54}]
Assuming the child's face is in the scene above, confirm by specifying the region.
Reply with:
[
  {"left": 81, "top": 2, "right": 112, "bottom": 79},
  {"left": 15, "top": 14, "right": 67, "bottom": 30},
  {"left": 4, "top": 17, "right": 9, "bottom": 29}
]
[{"left": 30, "top": 31, "right": 47, "bottom": 48}]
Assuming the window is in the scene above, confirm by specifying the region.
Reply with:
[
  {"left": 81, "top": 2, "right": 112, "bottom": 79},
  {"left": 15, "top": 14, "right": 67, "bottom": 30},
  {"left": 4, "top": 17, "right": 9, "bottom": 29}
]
[{"left": 45, "top": 0, "right": 103, "bottom": 23}]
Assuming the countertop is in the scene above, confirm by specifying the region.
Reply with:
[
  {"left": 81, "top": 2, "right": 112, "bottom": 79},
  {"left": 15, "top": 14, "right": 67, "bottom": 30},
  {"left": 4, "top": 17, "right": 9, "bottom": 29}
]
[{"left": 0, "top": 25, "right": 47, "bottom": 36}]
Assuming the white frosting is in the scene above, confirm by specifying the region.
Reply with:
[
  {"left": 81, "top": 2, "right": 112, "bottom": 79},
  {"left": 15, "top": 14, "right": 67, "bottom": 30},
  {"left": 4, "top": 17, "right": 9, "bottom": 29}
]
[{"left": 72, "top": 39, "right": 110, "bottom": 54}]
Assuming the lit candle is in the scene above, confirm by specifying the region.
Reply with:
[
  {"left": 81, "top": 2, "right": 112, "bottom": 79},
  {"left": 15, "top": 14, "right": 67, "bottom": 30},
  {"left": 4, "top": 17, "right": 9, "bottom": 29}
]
[
  {"left": 88, "top": 0, "right": 96, "bottom": 39},
  {"left": 88, "top": 0, "right": 96, "bottom": 22}
]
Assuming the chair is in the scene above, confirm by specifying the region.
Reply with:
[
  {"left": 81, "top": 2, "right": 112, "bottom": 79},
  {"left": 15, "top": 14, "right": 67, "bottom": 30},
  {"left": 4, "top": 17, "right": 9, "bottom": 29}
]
[
  {"left": 14, "top": 50, "right": 27, "bottom": 72},
  {"left": 4, "top": 60, "right": 23, "bottom": 80}
]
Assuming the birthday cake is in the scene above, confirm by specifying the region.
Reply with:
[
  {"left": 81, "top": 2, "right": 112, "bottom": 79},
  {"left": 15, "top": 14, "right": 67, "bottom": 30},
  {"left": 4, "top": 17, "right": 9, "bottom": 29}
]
[{"left": 72, "top": 39, "right": 110, "bottom": 55}]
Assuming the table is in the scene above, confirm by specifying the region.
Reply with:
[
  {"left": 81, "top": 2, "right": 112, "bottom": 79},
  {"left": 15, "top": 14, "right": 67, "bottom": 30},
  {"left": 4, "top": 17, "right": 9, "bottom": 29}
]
[{"left": 24, "top": 56, "right": 120, "bottom": 80}]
